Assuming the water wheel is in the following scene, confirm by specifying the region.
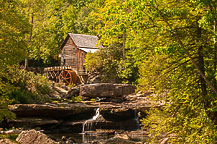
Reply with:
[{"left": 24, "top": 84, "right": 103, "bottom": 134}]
[{"left": 59, "top": 70, "right": 78, "bottom": 85}]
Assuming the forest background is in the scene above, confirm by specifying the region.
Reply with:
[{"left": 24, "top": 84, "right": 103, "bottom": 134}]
[{"left": 0, "top": 0, "right": 217, "bottom": 143}]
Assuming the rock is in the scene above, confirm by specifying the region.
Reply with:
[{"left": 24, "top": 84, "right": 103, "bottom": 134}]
[
  {"left": 80, "top": 83, "right": 136, "bottom": 100},
  {"left": 0, "top": 139, "right": 17, "bottom": 144},
  {"left": 9, "top": 117, "right": 59, "bottom": 128},
  {"left": 98, "top": 137, "right": 136, "bottom": 144},
  {"left": 123, "top": 93, "right": 165, "bottom": 117},
  {"left": 87, "top": 72, "right": 102, "bottom": 84},
  {"left": 159, "top": 137, "right": 169, "bottom": 144},
  {"left": 49, "top": 84, "right": 68, "bottom": 100},
  {"left": 120, "top": 130, "right": 148, "bottom": 143},
  {"left": 16, "top": 129, "right": 58, "bottom": 144},
  {"left": 66, "top": 87, "right": 80, "bottom": 98},
  {"left": 8, "top": 103, "right": 96, "bottom": 118},
  {"left": 114, "top": 134, "right": 129, "bottom": 140},
  {"left": 101, "top": 108, "right": 136, "bottom": 121}
]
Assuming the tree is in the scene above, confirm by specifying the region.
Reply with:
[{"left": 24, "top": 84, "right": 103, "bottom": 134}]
[
  {"left": 86, "top": 0, "right": 217, "bottom": 142},
  {"left": 133, "top": 0, "right": 217, "bottom": 142},
  {"left": 19, "top": 0, "right": 99, "bottom": 66},
  {"left": 0, "top": 0, "right": 30, "bottom": 122}
]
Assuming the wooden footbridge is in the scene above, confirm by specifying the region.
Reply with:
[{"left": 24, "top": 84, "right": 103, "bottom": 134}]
[{"left": 44, "top": 66, "right": 87, "bottom": 85}]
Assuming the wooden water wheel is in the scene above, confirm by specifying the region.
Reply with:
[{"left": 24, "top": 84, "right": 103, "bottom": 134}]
[{"left": 59, "top": 70, "right": 78, "bottom": 85}]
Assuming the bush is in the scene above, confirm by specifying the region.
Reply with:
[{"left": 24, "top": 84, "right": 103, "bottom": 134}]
[
  {"left": 8, "top": 68, "right": 51, "bottom": 104},
  {"left": 138, "top": 55, "right": 217, "bottom": 143}
]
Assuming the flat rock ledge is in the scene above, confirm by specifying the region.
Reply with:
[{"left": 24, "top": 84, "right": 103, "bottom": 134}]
[
  {"left": 80, "top": 83, "right": 136, "bottom": 98},
  {"left": 8, "top": 103, "right": 96, "bottom": 118},
  {"left": 16, "top": 129, "right": 58, "bottom": 144}
]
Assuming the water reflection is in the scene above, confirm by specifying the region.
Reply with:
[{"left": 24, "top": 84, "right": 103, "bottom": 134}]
[
  {"left": 82, "top": 133, "right": 114, "bottom": 143},
  {"left": 48, "top": 133, "right": 114, "bottom": 143}
]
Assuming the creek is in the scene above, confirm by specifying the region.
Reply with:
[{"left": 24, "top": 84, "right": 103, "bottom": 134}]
[
  {"left": 4, "top": 83, "right": 162, "bottom": 143},
  {"left": 46, "top": 107, "right": 145, "bottom": 143}
]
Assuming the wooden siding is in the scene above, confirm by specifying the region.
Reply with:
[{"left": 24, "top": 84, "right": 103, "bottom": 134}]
[{"left": 61, "top": 37, "right": 87, "bottom": 72}]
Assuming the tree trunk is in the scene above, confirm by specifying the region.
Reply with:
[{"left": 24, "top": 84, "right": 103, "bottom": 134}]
[
  {"left": 25, "top": 13, "right": 34, "bottom": 69},
  {"left": 123, "top": 32, "right": 126, "bottom": 60},
  {"left": 196, "top": 23, "right": 207, "bottom": 97},
  {"left": 213, "top": 18, "right": 216, "bottom": 87},
  {"left": 24, "top": 58, "right": 28, "bottom": 69},
  {"left": 154, "top": 2, "right": 217, "bottom": 125}
]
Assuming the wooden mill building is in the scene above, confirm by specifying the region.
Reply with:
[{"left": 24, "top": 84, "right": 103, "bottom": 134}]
[
  {"left": 44, "top": 33, "right": 100, "bottom": 85},
  {"left": 59, "top": 33, "right": 100, "bottom": 74}
]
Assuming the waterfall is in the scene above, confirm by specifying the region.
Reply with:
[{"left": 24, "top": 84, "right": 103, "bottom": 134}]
[
  {"left": 134, "top": 110, "right": 140, "bottom": 130},
  {"left": 82, "top": 108, "right": 100, "bottom": 134}
]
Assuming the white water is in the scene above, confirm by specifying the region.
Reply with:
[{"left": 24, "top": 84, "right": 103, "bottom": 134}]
[
  {"left": 134, "top": 110, "right": 140, "bottom": 130},
  {"left": 82, "top": 108, "right": 100, "bottom": 134}
]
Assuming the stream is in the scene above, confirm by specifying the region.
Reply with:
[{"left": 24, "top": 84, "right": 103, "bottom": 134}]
[
  {"left": 44, "top": 106, "right": 146, "bottom": 143},
  {"left": 5, "top": 83, "right": 160, "bottom": 143}
]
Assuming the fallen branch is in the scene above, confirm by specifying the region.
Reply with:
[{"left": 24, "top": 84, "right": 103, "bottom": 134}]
[{"left": 0, "top": 129, "right": 22, "bottom": 135}]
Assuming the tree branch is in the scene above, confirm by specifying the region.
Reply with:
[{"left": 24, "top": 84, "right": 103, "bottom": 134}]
[{"left": 153, "top": 1, "right": 217, "bottom": 95}]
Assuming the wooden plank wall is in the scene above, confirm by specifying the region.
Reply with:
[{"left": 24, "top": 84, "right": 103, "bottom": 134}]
[{"left": 61, "top": 37, "right": 87, "bottom": 72}]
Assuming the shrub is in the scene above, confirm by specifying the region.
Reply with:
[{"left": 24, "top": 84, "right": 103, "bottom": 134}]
[{"left": 8, "top": 68, "right": 51, "bottom": 104}]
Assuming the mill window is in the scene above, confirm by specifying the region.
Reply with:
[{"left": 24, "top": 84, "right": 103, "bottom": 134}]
[{"left": 73, "top": 48, "right": 76, "bottom": 54}]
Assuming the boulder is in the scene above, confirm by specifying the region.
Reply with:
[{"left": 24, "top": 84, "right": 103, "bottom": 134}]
[
  {"left": 66, "top": 87, "right": 80, "bottom": 98},
  {"left": 80, "top": 83, "right": 136, "bottom": 99},
  {"left": 114, "top": 134, "right": 129, "bottom": 140},
  {"left": 16, "top": 129, "right": 58, "bottom": 144}
]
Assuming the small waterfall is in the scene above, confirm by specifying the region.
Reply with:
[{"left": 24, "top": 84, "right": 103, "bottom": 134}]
[
  {"left": 134, "top": 110, "right": 140, "bottom": 130},
  {"left": 82, "top": 108, "right": 100, "bottom": 134}
]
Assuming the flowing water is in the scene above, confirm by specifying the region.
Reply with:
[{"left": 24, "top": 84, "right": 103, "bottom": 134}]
[
  {"left": 46, "top": 108, "right": 146, "bottom": 143},
  {"left": 134, "top": 110, "right": 140, "bottom": 130},
  {"left": 82, "top": 108, "right": 100, "bottom": 134}
]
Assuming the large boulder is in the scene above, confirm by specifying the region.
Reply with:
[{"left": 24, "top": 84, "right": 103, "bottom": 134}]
[
  {"left": 16, "top": 129, "right": 58, "bottom": 144},
  {"left": 80, "top": 83, "right": 136, "bottom": 100}
]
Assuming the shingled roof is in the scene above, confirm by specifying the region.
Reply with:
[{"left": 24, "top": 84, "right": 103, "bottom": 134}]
[{"left": 60, "top": 33, "right": 100, "bottom": 53}]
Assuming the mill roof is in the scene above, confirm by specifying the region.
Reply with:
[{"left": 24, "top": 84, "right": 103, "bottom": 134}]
[{"left": 60, "top": 33, "right": 100, "bottom": 53}]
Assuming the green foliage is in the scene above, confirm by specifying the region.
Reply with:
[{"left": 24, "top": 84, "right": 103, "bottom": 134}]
[
  {"left": 0, "top": 134, "right": 18, "bottom": 141},
  {"left": 0, "top": 104, "right": 16, "bottom": 123},
  {"left": 142, "top": 107, "right": 217, "bottom": 143},
  {"left": 85, "top": 47, "right": 122, "bottom": 83},
  {"left": 8, "top": 68, "right": 51, "bottom": 104},
  {"left": 133, "top": 0, "right": 217, "bottom": 143},
  {"left": 0, "top": 0, "right": 30, "bottom": 122},
  {"left": 85, "top": 0, "right": 149, "bottom": 84},
  {"left": 70, "top": 96, "right": 82, "bottom": 102},
  {"left": 85, "top": 0, "right": 217, "bottom": 143},
  {"left": 18, "top": 0, "right": 97, "bottom": 65},
  {"left": 1, "top": 0, "right": 217, "bottom": 143},
  {"left": 139, "top": 53, "right": 217, "bottom": 143}
]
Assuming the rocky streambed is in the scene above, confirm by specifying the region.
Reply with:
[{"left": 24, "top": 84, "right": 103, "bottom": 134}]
[{"left": 2, "top": 83, "right": 165, "bottom": 143}]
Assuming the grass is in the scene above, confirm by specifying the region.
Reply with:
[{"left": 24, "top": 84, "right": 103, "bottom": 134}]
[{"left": 0, "top": 134, "right": 18, "bottom": 141}]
